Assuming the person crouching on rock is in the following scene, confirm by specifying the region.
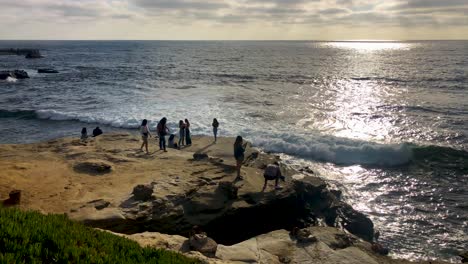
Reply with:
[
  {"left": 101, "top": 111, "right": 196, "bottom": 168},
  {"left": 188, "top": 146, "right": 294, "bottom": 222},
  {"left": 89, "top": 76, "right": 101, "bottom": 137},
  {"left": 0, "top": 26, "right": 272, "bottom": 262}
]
[
  {"left": 234, "top": 136, "right": 247, "bottom": 180},
  {"left": 262, "top": 161, "right": 285, "bottom": 191},
  {"left": 92, "top": 126, "right": 103, "bottom": 137},
  {"left": 168, "top": 134, "right": 178, "bottom": 149},
  {"left": 140, "top": 119, "right": 152, "bottom": 154}
]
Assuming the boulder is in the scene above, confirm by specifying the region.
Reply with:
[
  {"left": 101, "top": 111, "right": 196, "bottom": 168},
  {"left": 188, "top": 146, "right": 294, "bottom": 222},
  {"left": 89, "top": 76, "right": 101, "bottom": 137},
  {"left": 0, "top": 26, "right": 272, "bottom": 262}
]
[
  {"left": 73, "top": 160, "right": 112, "bottom": 174},
  {"left": 216, "top": 228, "right": 384, "bottom": 264},
  {"left": 193, "top": 153, "right": 209, "bottom": 160},
  {"left": 371, "top": 243, "right": 389, "bottom": 255},
  {"left": 132, "top": 184, "right": 154, "bottom": 201},
  {"left": 88, "top": 199, "right": 110, "bottom": 210},
  {"left": 189, "top": 233, "right": 218, "bottom": 255},
  {"left": 2, "top": 190, "right": 21, "bottom": 207},
  {"left": 11, "top": 70, "right": 29, "bottom": 79},
  {"left": 0, "top": 70, "right": 29, "bottom": 80}
]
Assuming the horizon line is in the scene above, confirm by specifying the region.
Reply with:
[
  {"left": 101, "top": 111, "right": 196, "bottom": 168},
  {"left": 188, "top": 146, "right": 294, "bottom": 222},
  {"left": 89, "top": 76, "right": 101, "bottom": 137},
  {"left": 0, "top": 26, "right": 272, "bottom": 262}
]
[{"left": 0, "top": 39, "right": 468, "bottom": 42}]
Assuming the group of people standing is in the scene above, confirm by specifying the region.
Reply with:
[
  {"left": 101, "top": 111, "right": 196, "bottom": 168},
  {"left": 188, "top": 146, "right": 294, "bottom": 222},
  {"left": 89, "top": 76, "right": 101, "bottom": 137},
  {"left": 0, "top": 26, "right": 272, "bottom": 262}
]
[
  {"left": 139, "top": 117, "right": 197, "bottom": 154},
  {"left": 178, "top": 119, "right": 192, "bottom": 148}
]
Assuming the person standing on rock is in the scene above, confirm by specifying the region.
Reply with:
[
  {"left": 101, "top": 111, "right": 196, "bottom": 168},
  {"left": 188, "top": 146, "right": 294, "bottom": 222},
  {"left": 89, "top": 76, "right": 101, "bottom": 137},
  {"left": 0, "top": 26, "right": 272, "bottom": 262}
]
[
  {"left": 81, "top": 127, "right": 88, "bottom": 142},
  {"left": 185, "top": 118, "right": 192, "bottom": 146},
  {"left": 262, "top": 161, "right": 285, "bottom": 191},
  {"left": 234, "top": 136, "right": 247, "bottom": 180},
  {"left": 212, "top": 118, "right": 219, "bottom": 143},
  {"left": 178, "top": 120, "right": 186, "bottom": 148},
  {"left": 157, "top": 117, "right": 169, "bottom": 152},
  {"left": 140, "top": 119, "right": 152, "bottom": 154}
]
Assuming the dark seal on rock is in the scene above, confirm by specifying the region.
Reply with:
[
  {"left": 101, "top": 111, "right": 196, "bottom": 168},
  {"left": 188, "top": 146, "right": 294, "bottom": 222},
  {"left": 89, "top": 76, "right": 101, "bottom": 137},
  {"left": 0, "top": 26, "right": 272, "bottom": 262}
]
[
  {"left": 189, "top": 233, "right": 218, "bottom": 255},
  {"left": 193, "top": 153, "right": 209, "bottom": 160},
  {"left": 132, "top": 184, "right": 154, "bottom": 201},
  {"left": 73, "top": 160, "right": 112, "bottom": 174}
]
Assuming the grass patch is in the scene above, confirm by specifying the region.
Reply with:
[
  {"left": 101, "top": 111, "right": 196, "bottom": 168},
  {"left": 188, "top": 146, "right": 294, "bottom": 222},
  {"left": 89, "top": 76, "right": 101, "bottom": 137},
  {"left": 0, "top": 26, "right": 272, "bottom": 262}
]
[{"left": 0, "top": 207, "right": 200, "bottom": 264}]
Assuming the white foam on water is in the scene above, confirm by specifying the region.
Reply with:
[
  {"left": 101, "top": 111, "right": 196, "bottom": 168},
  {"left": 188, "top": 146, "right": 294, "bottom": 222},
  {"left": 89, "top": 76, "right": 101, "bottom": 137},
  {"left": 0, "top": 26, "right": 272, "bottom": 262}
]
[
  {"left": 6, "top": 77, "right": 17, "bottom": 83},
  {"left": 246, "top": 131, "right": 413, "bottom": 166}
]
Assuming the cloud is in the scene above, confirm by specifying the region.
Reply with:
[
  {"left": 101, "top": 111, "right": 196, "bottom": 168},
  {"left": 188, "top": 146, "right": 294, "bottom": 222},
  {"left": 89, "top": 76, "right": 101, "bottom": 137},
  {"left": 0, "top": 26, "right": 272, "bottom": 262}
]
[
  {"left": 132, "top": 0, "right": 229, "bottom": 10},
  {"left": 0, "top": 0, "right": 467, "bottom": 39}
]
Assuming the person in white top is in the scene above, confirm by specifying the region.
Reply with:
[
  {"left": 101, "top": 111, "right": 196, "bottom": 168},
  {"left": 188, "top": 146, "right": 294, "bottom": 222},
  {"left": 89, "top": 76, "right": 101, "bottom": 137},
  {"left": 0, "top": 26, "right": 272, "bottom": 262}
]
[
  {"left": 262, "top": 161, "right": 285, "bottom": 191},
  {"left": 140, "top": 119, "right": 152, "bottom": 154}
]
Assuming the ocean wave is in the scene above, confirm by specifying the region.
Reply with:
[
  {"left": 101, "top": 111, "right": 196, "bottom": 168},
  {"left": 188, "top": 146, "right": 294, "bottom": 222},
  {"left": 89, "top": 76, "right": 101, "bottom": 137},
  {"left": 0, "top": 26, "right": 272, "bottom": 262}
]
[
  {"left": 248, "top": 132, "right": 413, "bottom": 166},
  {"left": 1, "top": 108, "right": 465, "bottom": 168}
]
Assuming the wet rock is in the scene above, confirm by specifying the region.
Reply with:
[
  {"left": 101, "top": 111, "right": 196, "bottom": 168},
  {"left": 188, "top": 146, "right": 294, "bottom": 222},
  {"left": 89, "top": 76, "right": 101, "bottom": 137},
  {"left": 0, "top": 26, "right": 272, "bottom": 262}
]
[
  {"left": 340, "top": 204, "right": 374, "bottom": 242},
  {"left": 189, "top": 233, "right": 218, "bottom": 255},
  {"left": 193, "top": 153, "right": 209, "bottom": 160},
  {"left": 299, "top": 166, "right": 314, "bottom": 174},
  {"left": 73, "top": 160, "right": 112, "bottom": 174},
  {"left": 11, "top": 70, "right": 29, "bottom": 79},
  {"left": 25, "top": 50, "right": 43, "bottom": 59},
  {"left": 88, "top": 199, "right": 111, "bottom": 210},
  {"left": 38, "top": 68, "right": 59, "bottom": 73},
  {"left": 293, "top": 228, "right": 318, "bottom": 244},
  {"left": 132, "top": 184, "right": 154, "bottom": 201},
  {"left": 0, "top": 70, "right": 29, "bottom": 80},
  {"left": 460, "top": 250, "right": 468, "bottom": 263},
  {"left": 2, "top": 190, "right": 21, "bottom": 207},
  {"left": 371, "top": 243, "right": 389, "bottom": 255},
  {"left": 0, "top": 71, "right": 11, "bottom": 80}
]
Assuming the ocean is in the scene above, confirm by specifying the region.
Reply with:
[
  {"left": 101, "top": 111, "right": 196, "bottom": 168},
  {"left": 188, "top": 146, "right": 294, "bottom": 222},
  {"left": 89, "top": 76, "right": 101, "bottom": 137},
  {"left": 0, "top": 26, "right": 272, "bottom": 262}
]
[{"left": 0, "top": 40, "right": 467, "bottom": 262}]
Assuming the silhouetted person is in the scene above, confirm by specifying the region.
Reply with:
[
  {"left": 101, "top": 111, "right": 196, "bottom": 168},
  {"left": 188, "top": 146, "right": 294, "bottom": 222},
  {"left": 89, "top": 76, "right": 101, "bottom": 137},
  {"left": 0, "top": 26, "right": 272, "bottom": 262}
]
[
  {"left": 234, "top": 136, "right": 247, "bottom": 180},
  {"left": 92, "top": 126, "right": 103, "bottom": 137},
  {"left": 157, "top": 117, "right": 169, "bottom": 152},
  {"left": 212, "top": 118, "right": 219, "bottom": 143},
  {"left": 81, "top": 127, "right": 88, "bottom": 141},
  {"left": 178, "top": 120, "right": 186, "bottom": 147},
  {"left": 185, "top": 118, "right": 192, "bottom": 145},
  {"left": 168, "top": 134, "right": 178, "bottom": 149}
]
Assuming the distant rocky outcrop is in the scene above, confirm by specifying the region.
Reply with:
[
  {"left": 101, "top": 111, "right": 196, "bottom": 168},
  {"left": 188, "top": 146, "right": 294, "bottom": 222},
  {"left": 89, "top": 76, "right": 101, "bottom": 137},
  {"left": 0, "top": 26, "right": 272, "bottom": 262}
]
[
  {"left": 38, "top": 68, "right": 58, "bottom": 73},
  {"left": 0, "top": 70, "right": 29, "bottom": 80},
  {"left": 0, "top": 48, "right": 43, "bottom": 58},
  {"left": 25, "top": 50, "right": 43, "bottom": 59}
]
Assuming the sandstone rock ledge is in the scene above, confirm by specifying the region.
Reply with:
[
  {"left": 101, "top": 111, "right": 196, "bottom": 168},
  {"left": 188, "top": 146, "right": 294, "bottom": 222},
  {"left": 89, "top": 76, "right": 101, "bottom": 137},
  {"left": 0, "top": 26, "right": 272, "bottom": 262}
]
[
  {"left": 0, "top": 133, "right": 449, "bottom": 264},
  {"left": 110, "top": 227, "right": 440, "bottom": 264}
]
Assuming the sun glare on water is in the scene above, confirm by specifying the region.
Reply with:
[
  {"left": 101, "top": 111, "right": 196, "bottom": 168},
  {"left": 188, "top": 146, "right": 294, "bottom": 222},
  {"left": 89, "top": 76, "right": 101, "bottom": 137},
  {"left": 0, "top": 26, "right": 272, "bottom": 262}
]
[{"left": 325, "top": 41, "right": 413, "bottom": 52}]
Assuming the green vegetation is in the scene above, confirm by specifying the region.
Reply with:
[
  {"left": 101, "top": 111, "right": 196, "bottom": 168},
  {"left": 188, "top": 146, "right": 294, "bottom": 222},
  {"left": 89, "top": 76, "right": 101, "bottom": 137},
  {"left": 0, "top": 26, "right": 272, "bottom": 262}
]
[{"left": 0, "top": 207, "right": 200, "bottom": 264}]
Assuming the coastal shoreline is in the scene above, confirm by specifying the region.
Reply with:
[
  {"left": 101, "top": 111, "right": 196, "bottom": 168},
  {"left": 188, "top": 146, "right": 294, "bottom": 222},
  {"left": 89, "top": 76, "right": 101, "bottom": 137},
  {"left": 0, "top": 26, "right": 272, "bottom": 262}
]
[{"left": 0, "top": 133, "right": 452, "bottom": 263}]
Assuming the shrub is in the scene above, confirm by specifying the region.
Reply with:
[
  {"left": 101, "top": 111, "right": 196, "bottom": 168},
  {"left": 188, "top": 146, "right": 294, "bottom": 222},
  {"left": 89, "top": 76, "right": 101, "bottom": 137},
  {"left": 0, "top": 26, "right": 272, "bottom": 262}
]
[{"left": 0, "top": 207, "right": 200, "bottom": 264}]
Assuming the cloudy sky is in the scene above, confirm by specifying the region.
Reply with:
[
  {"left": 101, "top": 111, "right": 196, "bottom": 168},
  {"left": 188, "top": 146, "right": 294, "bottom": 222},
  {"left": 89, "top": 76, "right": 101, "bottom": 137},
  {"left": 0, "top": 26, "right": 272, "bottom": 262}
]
[{"left": 1, "top": 0, "right": 467, "bottom": 40}]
